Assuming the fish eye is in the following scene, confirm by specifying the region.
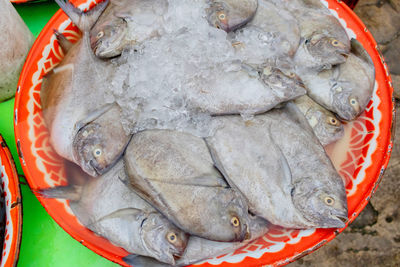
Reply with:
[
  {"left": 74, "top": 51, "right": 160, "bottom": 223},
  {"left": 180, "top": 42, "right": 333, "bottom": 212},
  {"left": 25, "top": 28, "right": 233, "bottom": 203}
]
[
  {"left": 230, "top": 216, "right": 240, "bottom": 227},
  {"left": 349, "top": 98, "right": 358, "bottom": 106},
  {"left": 218, "top": 12, "right": 226, "bottom": 21},
  {"left": 331, "top": 39, "right": 340, "bottom": 46},
  {"left": 96, "top": 31, "right": 104, "bottom": 39},
  {"left": 287, "top": 72, "right": 296, "bottom": 78},
  {"left": 93, "top": 148, "right": 102, "bottom": 157},
  {"left": 328, "top": 117, "right": 339, "bottom": 126},
  {"left": 324, "top": 196, "right": 335, "bottom": 206},
  {"left": 166, "top": 232, "right": 177, "bottom": 243}
]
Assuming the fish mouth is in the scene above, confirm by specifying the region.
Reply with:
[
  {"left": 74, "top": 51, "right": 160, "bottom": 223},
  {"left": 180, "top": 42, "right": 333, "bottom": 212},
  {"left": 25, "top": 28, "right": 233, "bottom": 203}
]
[
  {"left": 329, "top": 211, "right": 348, "bottom": 228},
  {"left": 235, "top": 223, "right": 250, "bottom": 242},
  {"left": 173, "top": 254, "right": 182, "bottom": 261}
]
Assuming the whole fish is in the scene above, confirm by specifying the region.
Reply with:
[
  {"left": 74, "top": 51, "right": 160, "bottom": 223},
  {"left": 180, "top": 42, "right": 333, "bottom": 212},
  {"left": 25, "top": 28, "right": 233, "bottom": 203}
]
[
  {"left": 0, "top": 0, "right": 34, "bottom": 102},
  {"left": 41, "top": 0, "right": 131, "bottom": 176},
  {"left": 206, "top": 0, "right": 258, "bottom": 32},
  {"left": 90, "top": 0, "right": 168, "bottom": 58},
  {"left": 207, "top": 103, "right": 348, "bottom": 229},
  {"left": 278, "top": 0, "right": 350, "bottom": 71},
  {"left": 123, "top": 129, "right": 251, "bottom": 242},
  {"left": 39, "top": 160, "right": 188, "bottom": 265},
  {"left": 302, "top": 39, "right": 375, "bottom": 121},
  {"left": 294, "top": 95, "right": 344, "bottom": 146},
  {"left": 186, "top": 63, "right": 306, "bottom": 115},
  {"left": 229, "top": 0, "right": 300, "bottom": 64},
  {"left": 206, "top": 115, "right": 313, "bottom": 228},
  {"left": 123, "top": 216, "right": 269, "bottom": 266},
  {"left": 266, "top": 103, "right": 348, "bottom": 228}
]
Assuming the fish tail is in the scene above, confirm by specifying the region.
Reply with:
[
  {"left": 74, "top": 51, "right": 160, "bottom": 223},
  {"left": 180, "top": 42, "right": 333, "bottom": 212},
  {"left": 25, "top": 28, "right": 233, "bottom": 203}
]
[
  {"left": 53, "top": 29, "right": 74, "bottom": 53},
  {"left": 55, "top": 0, "right": 109, "bottom": 32},
  {"left": 37, "top": 185, "right": 82, "bottom": 202}
]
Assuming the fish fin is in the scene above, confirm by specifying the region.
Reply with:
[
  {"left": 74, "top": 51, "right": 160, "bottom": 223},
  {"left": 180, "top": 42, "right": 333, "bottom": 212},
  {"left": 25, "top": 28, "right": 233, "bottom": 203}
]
[
  {"left": 54, "top": 30, "right": 74, "bottom": 53},
  {"left": 350, "top": 38, "right": 374, "bottom": 67},
  {"left": 301, "top": 0, "right": 325, "bottom": 9},
  {"left": 350, "top": 39, "right": 375, "bottom": 82},
  {"left": 205, "top": 139, "right": 241, "bottom": 190},
  {"left": 114, "top": 11, "right": 134, "bottom": 20},
  {"left": 266, "top": 126, "right": 292, "bottom": 185},
  {"left": 87, "top": 208, "right": 145, "bottom": 228},
  {"left": 285, "top": 102, "right": 316, "bottom": 136},
  {"left": 40, "top": 73, "right": 54, "bottom": 111},
  {"left": 122, "top": 255, "right": 173, "bottom": 267},
  {"left": 55, "top": 0, "right": 109, "bottom": 31},
  {"left": 75, "top": 104, "right": 114, "bottom": 131},
  {"left": 145, "top": 175, "right": 228, "bottom": 188},
  {"left": 37, "top": 185, "right": 82, "bottom": 201}
]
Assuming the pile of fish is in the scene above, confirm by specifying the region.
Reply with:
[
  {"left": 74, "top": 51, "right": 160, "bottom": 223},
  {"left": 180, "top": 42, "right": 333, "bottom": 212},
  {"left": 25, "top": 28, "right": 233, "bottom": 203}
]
[
  {"left": 0, "top": 0, "right": 34, "bottom": 102},
  {"left": 39, "top": 0, "right": 375, "bottom": 266}
]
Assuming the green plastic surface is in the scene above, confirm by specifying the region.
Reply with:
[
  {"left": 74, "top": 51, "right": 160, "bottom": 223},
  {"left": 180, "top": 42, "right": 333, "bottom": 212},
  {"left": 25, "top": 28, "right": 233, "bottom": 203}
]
[{"left": 0, "top": 2, "right": 117, "bottom": 266}]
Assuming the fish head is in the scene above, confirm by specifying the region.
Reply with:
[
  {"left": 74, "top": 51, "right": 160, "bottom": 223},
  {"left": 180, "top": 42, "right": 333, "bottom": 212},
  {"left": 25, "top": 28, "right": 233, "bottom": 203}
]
[
  {"left": 330, "top": 82, "right": 363, "bottom": 121},
  {"left": 206, "top": 0, "right": 256, "bottom": 32},
  {"left": 261, "top": 67, "right": 306, "bottom": 97},
  {"left": 330, "top": 53, "right": 375, "bottom": 121},
  {"left": 207, "top": 2, "right": 232, "bottom": 32},
  {"left": 140, "top": 213, "right": 188, "bottom": 264},
  {"left": 305, "top": 34, "right": 350, "bottom": 69},
  {"left": 292, "top": 177, "right": 348, "bottom": 228},
  {"left": 209, "top": 190, "right": 251, "bottom": 242},
  {"left": 305, "top": 108, "right": 344, "bottom": 146},
  {"left": 90, "top": 17, "right": 128, "bottom": 58},
  {"left": 73, "top": 122, "right": 129, "bottom": 176}
]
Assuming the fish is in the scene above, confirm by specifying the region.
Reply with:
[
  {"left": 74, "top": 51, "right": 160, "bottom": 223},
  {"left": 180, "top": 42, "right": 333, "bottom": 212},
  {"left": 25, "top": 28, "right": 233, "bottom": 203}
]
[
  {"left": 264, "top": 103, "right": 348, "bottom": 228},
  {"left": 293, "top": 95, "right": 344, "bottom": 146},
  {"left": 90, "top": 0, "right": 168, "bottom": 58},
  {"left": 186, "top": 63, "right": 306, "bottom": 115},
  {"left": 123, "top": 216, "right": 269, "bottom": 266},
  {"left": 41, "top": 0, "right": 131, "bottom": 176},
  {"left": 206, "top": 0, "right": 258, "bottom": 32},
  {"left": 0, "top": 0, "right": 34, "bottom": 102},
  {"left": 206, "top": 115, "right": 314, "bottom": 228},
  {"left": 229, "top": 0, "right": 301, "bottom": 64},
  {"left": 207, "top": 103, "right": 348, "bottom": 229},
  {"left": 123, "top": 129, "right": 251, "bottom": 242},
  {"left": 301, "top": 39, "right": 375, "bottom": 121},
  {"left": 278, "top": 0, "right": 350, "bottom": 71},
  {"left": 39, "top": 160, "right": 188, "bottom": 265}
]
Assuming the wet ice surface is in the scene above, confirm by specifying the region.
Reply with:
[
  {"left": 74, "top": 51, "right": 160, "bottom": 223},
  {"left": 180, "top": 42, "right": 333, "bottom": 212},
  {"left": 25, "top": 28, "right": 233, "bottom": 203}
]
[{"left": 107, "top": 0, "right": 294, "bottom": 137}]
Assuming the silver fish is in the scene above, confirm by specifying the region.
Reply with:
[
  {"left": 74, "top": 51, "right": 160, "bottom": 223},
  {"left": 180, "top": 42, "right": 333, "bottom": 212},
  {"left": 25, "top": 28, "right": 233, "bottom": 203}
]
[
  {"left": 279, "top": 0, "right": 350, "bottom": 71},
  {"left": 0, "top": 0, "right": 34, "bottom": 102},
  {"left": 123, "top": 216, "right": 269, "bottom": 266},
  {"left": 302, "top": 39, "right": 375, "bottom": 121},
  {"left": 294, "top": 95, "right": 344, "bottom": 146},
  {"left": 41, "top": 0, "right": 131, "bottom": 176},
  {"left": 265, "top": 103, "right": 348, "bottom": 228},
  {"left": 230, "top": 0, "right": 300, "bottom": 63},
  {"left": 40, "top": 160, "right": 188, "bottom": 265},
  {"left": 123, "top": 129, "right": 251, "bottom": 242},
  {"left": 206, "top": 0, "right": 258, "bottom": 32},
  {"left": 186, "top": 63, "right": 306, "bottom": 115},
  {"left": 90, "top": 0, "right": 168, "bottom": 58},
  {"left": 206, "top": 115, "right": 314, "bottom": 228}
]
